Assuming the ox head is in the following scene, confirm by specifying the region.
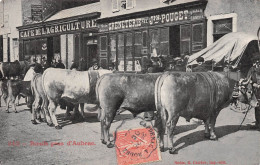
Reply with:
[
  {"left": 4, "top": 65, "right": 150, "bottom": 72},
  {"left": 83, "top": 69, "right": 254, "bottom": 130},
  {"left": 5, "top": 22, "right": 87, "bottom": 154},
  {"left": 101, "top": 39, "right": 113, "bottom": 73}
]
[{"left": 232, "top": 78, "right": 259, "bottom": 108}]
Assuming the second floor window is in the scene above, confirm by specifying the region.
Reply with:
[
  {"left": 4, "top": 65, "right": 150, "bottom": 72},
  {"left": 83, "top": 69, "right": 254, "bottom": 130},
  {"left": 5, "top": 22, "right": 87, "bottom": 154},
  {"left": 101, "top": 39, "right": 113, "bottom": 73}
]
[{"left": 112, "top": 0, "right": 135, "bottom": 12}]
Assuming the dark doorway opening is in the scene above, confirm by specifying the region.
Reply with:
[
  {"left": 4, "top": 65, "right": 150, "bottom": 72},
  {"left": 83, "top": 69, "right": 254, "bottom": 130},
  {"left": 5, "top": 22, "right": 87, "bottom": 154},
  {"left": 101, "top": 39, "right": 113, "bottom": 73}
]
[
  {"left": 47, "top": 37, "right": 54, "bottom": 64},
  {"left": 169, "top": 25, "right": 180, "bottom": 58},
  {"left": 83, "top": 36, "right": 97, "bottom": 69}
]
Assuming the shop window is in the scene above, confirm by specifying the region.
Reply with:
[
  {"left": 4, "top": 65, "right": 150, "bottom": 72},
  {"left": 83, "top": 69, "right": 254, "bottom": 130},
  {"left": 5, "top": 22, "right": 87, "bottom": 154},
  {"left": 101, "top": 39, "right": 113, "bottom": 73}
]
[
  {"left": 160, "top": 28, "right": 169, "bottom": 57},
  {"left": 192, "top": 23, "right": 204, "bottom": 53},
  {"left": 180, "top": 25, "right": 191, "bottom": 56},
  {"left": 142, "top": 31, "right": 148, "bottom": 48},
  {"left": 213, "top": 18, "right": 232, "bottom": 42},
  {"left": 149, "top": 29, "right": 160, "bottom": 57},
  {"left": 126, "top": 32, "right": 133, "bottom": 71},
  {"left": 134, "top": 31, "right": 142, "bottom": 71},
  {"left": 109, "top": 34, "right": 117, "bottom": 68},
  {"left": 118, "top": 33, "right": 125, "bottom": 71}
]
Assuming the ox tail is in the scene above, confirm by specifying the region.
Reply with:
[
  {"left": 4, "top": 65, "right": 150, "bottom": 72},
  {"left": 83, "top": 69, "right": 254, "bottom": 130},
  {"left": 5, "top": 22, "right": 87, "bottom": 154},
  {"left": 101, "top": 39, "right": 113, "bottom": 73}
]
[
  {"left": 31, "top": 73, "right": 40, "bottom": 98},
  {"left": 41, "top": 68, "right": 51, "bottom": 99},
  {"left": 95, "top": 74, "right": 106, "bottom": 106},
  {"left": 95, "top": 75, "right": 107, "bottom": 121},
  {"left": 154, "top": 73, "right": 170, "bottom": 133}
]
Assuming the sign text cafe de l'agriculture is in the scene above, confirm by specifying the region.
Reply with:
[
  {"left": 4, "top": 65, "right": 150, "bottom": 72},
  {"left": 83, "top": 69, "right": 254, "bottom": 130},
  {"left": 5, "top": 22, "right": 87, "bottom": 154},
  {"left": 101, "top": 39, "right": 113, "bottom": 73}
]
[{"left": 19, "top": 19, "right": 97, "bottom": 39}]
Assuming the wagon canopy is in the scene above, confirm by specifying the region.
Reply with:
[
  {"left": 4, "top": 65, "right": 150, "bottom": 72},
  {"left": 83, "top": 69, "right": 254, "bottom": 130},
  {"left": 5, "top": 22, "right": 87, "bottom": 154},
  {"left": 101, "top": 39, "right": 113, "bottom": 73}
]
[{"left": 187, "top": 32, "right": 259, "bottom": 68}]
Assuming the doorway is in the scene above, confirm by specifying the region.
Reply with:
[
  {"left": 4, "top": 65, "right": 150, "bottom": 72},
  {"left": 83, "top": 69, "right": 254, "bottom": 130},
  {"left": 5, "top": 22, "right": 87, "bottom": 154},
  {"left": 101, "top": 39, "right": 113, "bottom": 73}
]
[{"left": 82, "top": 36, "right": 97, "bottom": 69}]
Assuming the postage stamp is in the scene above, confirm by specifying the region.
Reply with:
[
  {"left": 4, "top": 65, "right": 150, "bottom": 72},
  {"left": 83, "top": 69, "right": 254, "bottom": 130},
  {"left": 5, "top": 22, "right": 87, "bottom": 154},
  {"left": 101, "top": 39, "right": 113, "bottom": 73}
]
[{"left": 114, "top": 126, "right": 161, "bottom": 165}]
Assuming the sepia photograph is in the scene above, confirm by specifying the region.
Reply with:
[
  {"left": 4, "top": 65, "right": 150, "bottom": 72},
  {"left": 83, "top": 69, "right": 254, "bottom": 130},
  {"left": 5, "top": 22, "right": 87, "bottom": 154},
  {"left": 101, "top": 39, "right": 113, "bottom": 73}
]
[{"left": 0, "top": 0, "right": 259, "bottom": 164}]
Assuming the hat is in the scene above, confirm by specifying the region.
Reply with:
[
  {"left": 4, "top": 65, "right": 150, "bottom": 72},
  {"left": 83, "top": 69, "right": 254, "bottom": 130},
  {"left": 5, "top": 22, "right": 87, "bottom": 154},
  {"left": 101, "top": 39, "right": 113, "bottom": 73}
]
[
  {"left": 251, "top": 52, "right": 260, "bottom": 62},
  {"left": 196, "top": 56, "right": 205, "bottom": 63},
  {"left": 173, "top": 57, "right": 182, "bottom": 61}
]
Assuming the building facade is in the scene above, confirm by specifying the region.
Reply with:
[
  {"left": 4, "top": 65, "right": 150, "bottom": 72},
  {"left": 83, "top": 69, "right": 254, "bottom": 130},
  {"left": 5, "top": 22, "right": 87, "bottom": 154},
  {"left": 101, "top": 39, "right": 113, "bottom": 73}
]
[
  {"left": 15, "top": 0, "right": 259, "bottom": 70},
  {"left": 17, "top": 3, "right": 100, "bottom": 69},
  {"left": 96, "top": 0, "right": 260, "bottom": 71}
]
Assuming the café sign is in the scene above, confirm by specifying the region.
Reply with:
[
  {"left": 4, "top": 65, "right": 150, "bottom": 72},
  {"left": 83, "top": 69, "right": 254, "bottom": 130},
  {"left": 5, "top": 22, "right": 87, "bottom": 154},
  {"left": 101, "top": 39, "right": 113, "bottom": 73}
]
[
  {"left": 99, "top": 8, "right": 204, "bottom": 32},
  {"left": 20, "top": 19, "right": 97, "bottom": 38}
]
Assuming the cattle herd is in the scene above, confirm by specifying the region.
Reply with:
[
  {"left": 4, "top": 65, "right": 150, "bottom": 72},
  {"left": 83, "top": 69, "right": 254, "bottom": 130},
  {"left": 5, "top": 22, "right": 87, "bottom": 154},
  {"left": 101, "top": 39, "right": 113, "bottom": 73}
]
[{"left": 0, "top": 60, "right": 258, "bottom": 154}]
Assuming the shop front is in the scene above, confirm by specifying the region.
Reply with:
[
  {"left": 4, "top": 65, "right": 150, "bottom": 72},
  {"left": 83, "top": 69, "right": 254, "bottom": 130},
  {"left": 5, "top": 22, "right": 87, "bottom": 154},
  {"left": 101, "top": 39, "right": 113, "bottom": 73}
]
[
  {"left": 17, "top": 3, "right": 100, "bottom": 70},
  {"left": 97, "top": 1, "right": 207, "bottom": 71}
]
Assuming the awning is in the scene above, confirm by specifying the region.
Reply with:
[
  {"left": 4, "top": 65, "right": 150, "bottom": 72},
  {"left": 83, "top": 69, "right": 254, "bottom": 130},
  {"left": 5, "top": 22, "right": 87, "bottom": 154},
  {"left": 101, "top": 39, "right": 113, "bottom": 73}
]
[{"left": 187, "top": 32, "right": 259, "bottom": 68}]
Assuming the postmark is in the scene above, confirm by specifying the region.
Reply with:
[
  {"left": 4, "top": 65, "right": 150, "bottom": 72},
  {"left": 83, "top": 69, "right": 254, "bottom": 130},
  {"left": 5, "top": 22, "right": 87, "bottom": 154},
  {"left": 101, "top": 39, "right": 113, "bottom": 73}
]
[{"left": 114, "top": 126, "right": 161, "bottom": 165}]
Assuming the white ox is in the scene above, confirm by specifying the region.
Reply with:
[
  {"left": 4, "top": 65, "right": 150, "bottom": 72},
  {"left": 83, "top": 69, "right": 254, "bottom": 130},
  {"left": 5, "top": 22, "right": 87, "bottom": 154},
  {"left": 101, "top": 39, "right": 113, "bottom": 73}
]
[{"left": 42, "top": 68, "right": 112, "bottom": 129}]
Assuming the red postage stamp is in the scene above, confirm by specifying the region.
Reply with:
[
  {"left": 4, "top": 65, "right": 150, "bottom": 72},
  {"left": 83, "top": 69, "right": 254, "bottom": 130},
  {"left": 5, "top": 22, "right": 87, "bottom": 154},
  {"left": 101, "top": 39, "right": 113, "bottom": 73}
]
[{"left": 114, "top": 126, "right": 161, "bottom": 165}]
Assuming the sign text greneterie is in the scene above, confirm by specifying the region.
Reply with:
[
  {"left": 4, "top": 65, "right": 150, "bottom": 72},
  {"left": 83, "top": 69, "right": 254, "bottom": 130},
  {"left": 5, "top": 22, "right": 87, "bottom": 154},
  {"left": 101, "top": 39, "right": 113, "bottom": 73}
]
[
  {"left": 99, "top": 8, "right": 204, "bottom": 32},
  {"left": 19, "top": 19, "right": 97, "bottom": 38}
]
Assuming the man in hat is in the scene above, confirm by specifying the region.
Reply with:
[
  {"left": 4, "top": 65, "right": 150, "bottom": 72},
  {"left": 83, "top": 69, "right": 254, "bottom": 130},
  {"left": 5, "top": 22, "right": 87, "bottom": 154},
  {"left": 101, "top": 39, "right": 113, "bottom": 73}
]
[
  {"left": 192, "top": 56, "right": 209, "bottom": 72},
  {"left": 247, "top": 52, "right": 260, "bottom": 130}
]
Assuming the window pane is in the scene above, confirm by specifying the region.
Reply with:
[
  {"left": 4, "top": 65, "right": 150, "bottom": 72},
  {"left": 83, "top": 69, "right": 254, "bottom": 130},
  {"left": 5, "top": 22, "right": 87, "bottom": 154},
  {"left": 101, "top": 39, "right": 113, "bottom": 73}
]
[
  {"left": 100, "top": 36, "right": 107, "bottom": 51},
  {"left": 192, "top": 24, "right": 203, "bottom": 43},
  {"left": 126, "top": 32, "right": 133, "bottom": 71},
  {"left": 160, "top": 28, "right": 169, "bottom": 42},
  {"left": 213, "top": 18, "right": 232, "bottom": 34},
  {"left": 142, "top": 31, "right": 148, "bottom": 47},
  {"left": 149, "top": 29, "right": 159, "bottom": 57},
  {"left": 118, "top": 33, "right": 124, "bottom": 71},
  {"left": 109, "top": 34, "right": 117, "bottom": 67},
  {"left": 180, "top": 25, "right": 191, "bottom": 55}
]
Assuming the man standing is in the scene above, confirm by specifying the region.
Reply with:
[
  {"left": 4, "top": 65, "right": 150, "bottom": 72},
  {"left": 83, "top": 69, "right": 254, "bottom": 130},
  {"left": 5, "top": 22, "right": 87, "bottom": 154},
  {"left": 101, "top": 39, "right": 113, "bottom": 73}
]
[{"left": 247, "top": 52, "right": 260, "bottom": 130}]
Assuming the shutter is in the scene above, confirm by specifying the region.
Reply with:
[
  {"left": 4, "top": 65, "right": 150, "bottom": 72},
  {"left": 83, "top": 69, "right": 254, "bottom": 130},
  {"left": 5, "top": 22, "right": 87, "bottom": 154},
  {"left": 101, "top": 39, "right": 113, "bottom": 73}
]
[
  {"left": 126, "top": 0, "right": 134, "bottom": 9},
  {"left": 112, "top": 0, "right": 119, "bottom": 12}
]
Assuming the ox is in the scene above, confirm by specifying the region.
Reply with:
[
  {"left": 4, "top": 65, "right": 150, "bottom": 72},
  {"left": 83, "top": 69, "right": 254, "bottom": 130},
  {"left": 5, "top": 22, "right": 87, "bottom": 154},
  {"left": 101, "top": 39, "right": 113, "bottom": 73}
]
[
  {"left": 0, "top": 60, "right": 30, "bottom": 79},
  {"left": 95, "top": 73, "right": 162, "bottom": 148},
  {"left": 154, "top": 72, "right": 259, "bottom": 154},
  {"left": 0, "top": 79, "right": 32, "bottom": 113},
  {"left": 42, "top": 68, "right": 112, "bottom": 129}
]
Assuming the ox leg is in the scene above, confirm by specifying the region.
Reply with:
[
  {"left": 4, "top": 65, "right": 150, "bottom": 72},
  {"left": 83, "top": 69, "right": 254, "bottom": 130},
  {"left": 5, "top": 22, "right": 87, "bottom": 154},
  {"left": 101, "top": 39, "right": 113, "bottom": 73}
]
[
  {"left": 16, "top": 95, "right": 21, "bottom": 106},
  {"left": 79, "top": 103, "right": 85, "bottom": 119},
  {"left": 48, "top": 100, "right": 61, "bottom": 129},
  {"left": 99, "top": 108, "right": 106, "bottom": 145},
  {"left": 10, "top": 97, "right": 17, "bottom": 113},
  {"left": 31, "top": 100, "right": 38, "bottom": 124},
  {"left": 104, "top": 110, "right": 117, "bottom": 148},
  {"left": 204, "top": 119, "right": 210, "bottom": 139},
  {"left": 209, "top": 114, "right": 218, "bottom": 140},
  {"left": 154, "top": 108, "right": 167, "bottom": 152},
  {"left": 167, "top": 115, "right": 179, "bottom": 154},
  {"left": 5, "top": 97, "right": 11, "bottom": 113},
  {"left": 42, "top": 99, "right": 53, "bottom": 126}
]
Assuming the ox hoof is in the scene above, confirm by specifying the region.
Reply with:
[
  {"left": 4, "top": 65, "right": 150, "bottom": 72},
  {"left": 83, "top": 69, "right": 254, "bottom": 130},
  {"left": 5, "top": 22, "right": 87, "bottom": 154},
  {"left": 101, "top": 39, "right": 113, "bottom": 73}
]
[
  {"left": 38, "top": 118, "right": 44, "bottom": 123},
  {"left": 210, "top": 136, "right": 218, "bottom": 141},
  {"left": 101, "top": 140, "right": 107, "bottom": 145},
  {"left": 6, "top": 110, "right": 10, "bottom": 113},
  {"left": 47, "top": 123, "right": 54, "bottom": 127},
  {"left": 169, "top": 148, "right": 178, "bottom": 154},
  {"left": 55, "top": 125, "right": 62, "bottom": 129},
  {"left": 160, "top": 147, "right": 165, "bottom": 152},
  {"left": 107, "top": 142, "right": 114, "bottom": 148},
  {"left": 15, "top": 111, "right": 18, "bottom": 113},
  {"left": 204, "top": 133, "right": 210, "bottom": 139},
  {"left": 31, "top": 120, "right": 37, "bottom": 125}
]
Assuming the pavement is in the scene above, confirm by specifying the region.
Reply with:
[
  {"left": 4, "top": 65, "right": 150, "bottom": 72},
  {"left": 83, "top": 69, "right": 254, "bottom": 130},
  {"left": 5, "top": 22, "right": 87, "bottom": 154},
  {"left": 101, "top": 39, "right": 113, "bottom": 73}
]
[{"left": 0, "top": 98, "right": 259, "bottom": 165}]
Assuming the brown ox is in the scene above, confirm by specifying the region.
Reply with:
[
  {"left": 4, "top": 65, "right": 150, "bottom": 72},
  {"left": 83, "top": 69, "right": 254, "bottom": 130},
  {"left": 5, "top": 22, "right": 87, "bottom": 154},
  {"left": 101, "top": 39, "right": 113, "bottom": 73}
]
[
  {"left": 0, "top": 79, "right": 32, "bottom": 113},
  {"left": 42, "top": 68, "right": 112, "bottom": 129},
  {"left": 95, "top": 73, "right": 162, "bottom": 148},
  {"left": 154, "top": 72, "right": 258, "bottom": 154}
]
